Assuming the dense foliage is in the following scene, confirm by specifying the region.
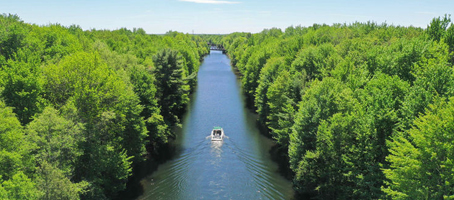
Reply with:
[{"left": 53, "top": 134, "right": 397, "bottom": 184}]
[
  {"left": 215, "top": 15, "right": 454, "bottom": 199},
  {"left": 0, "top": 14, "right": 208, "bottom": 199},
  {"left": 3, "top": 12, "right": 454, "bottom": 199}
]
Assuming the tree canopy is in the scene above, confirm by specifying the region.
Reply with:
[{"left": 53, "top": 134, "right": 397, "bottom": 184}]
[
  {"left": 213, "top": 15, "right": 454, "bottom": 199},
  {"left": 0, "top": 14, "right": 208, "bottom": 199},
  {"left": 2, "top": 12, "right": 454, "bottom": 199}
]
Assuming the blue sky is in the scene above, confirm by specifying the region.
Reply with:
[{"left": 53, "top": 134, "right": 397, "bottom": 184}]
[{"left": 1, "top": 0, "right": 452, "bottom": 34}]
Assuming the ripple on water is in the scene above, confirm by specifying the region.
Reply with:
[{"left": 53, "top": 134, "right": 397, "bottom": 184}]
[
  {"left": 224, "top": 138, "right": 288, "bottom": 200},
  {"left": 139, "top": 135, "right": 291, "bottom": 200},
  {"left": 139, "top": 139, "right": 209, "bottom": 200}
]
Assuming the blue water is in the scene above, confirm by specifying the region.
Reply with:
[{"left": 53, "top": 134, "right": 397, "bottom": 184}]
[{"left": 136, "top": 50, "right": 294, "bottom": 200}]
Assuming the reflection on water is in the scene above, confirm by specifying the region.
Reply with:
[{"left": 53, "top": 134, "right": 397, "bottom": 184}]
[{"left": 135, "top": 51, "right": 294, "bottom": 200}]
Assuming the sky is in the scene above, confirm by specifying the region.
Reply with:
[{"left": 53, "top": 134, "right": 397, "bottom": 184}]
[{"left": 1, "top": 0, "right": 453, "bottom": 34}]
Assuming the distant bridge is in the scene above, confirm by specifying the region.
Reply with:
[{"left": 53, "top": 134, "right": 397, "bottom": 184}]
[{"left": 208, "top": 42, "right": 227, "bottom": 54}]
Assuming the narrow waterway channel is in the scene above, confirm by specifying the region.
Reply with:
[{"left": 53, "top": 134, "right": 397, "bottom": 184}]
[{"left": 136, "top": 50, "right": 294, "bottom": 199}]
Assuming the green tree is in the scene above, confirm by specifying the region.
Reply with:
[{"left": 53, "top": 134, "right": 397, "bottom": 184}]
[
  {"left": 360, "top": 73, "right": 409, "bottom": 161},
  {"left": 446, "top": 24, "right": 454, "bottom": 63},
  {"left": 0, "top": 14, "right": 28, "bottom": 61},
  {"left": 39, "top": 24, "right": 83, "bottom": 62},
  {"left": 36, "top": 161, "right": 87, "bottom": 200},
  {"left": 242, "top": 48, "right": 271, "bottom": 105},
  {"left": 267, "top": 70, "right": 305, "bottom": 147},
  {"left": 255, "top": 57, "right": 286, "bottom": 125},
  {"left": 26, "top": 106, "right": 87, "bottom": 200},
  {"left": 152, "top": 48, "right": 190, "bottom": 126},
  {"left": 427, "top": 14, "right": 451, "bottom": 42},
  {"left": 43, "top": 52, "right": 146, "bottom": 199},
  {"left": 0, "top": 172, "right": 41, "bottom": 200},
  {"left": 289, "top": 78, "right": 354, "bottom": 195},
  {"left": 400, "top": 41, "right": 453, "bottom": 130},
  {"left": 0, "top": 100, "right": 32, "bottom": 181},
  {"left": 0, "top": 49, "right": 44, "bottom": 125},
  {"left": 0, "top": 101, "right": 37, "bottom": 199},
  {"left": 291, "top": 43, "right": 338, "bottom": 81},
  {"left": 307, "top": 105, "right": 373, "bottom": 199},
  {"left": 384, "top": 97, "right": 454, "bottom": 199},
  {"left": 26, "top": 106, "right": 83, "bottom": 172},
  {"left": 127, "top": 65, "right": 170, "bottom": 152}
]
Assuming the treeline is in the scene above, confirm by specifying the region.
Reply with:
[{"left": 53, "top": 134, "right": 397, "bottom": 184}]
[
  {"left": 0, "top": 14, "right": 208, "bottom": 199},
  {"left": 216, "top": 15, "right": 454, "bottom": 199}
]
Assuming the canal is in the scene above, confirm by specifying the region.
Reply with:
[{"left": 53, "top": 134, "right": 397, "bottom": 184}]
[{"left": 135, "top": 50, "right": 294, "bottom": 199}]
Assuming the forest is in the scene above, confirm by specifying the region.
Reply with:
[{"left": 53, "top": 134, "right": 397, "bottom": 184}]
[
  {"left": 2, "top": 12, "right": 454, "bottom": 200},
  {"left": 0, "top": 14, "right": 208, "bottom": 199},
  {"left": 206, "top": 15, "right": 454, "bottom": 199}
]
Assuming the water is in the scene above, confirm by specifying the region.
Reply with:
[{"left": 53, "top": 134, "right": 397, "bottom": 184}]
[{"left": 136, "top": 50, "right": 294, "bottom": 200}]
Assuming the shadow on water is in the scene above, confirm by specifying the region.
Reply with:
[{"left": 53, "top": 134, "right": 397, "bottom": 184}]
[
  {"left": 255, "top": 118, "right": 312, "bottom": 200},
  {"left": 237, "top": 68, "right": 309, "bottom": 199},
  {"left": 249, "top": 114, "right": 291, "bottom": 179},
  {"left": 117, "top": 84, "right": 200, "bottom": 200},
  {"left": 268, "top": 144, "right": 311, "bottom": 200},
  {"left": 115, "top": 137, "right": 180, "bottom": 200},
  {"left": 117, "top": 86, "right": 199, "bottom": 200},
  {"left": 239, "top": 92, "right": 305, "bottom": 199}
]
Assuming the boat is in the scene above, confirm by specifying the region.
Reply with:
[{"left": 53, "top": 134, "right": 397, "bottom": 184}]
[{"left": 211, "top": 126, "right": 224, "bottom": 141}]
